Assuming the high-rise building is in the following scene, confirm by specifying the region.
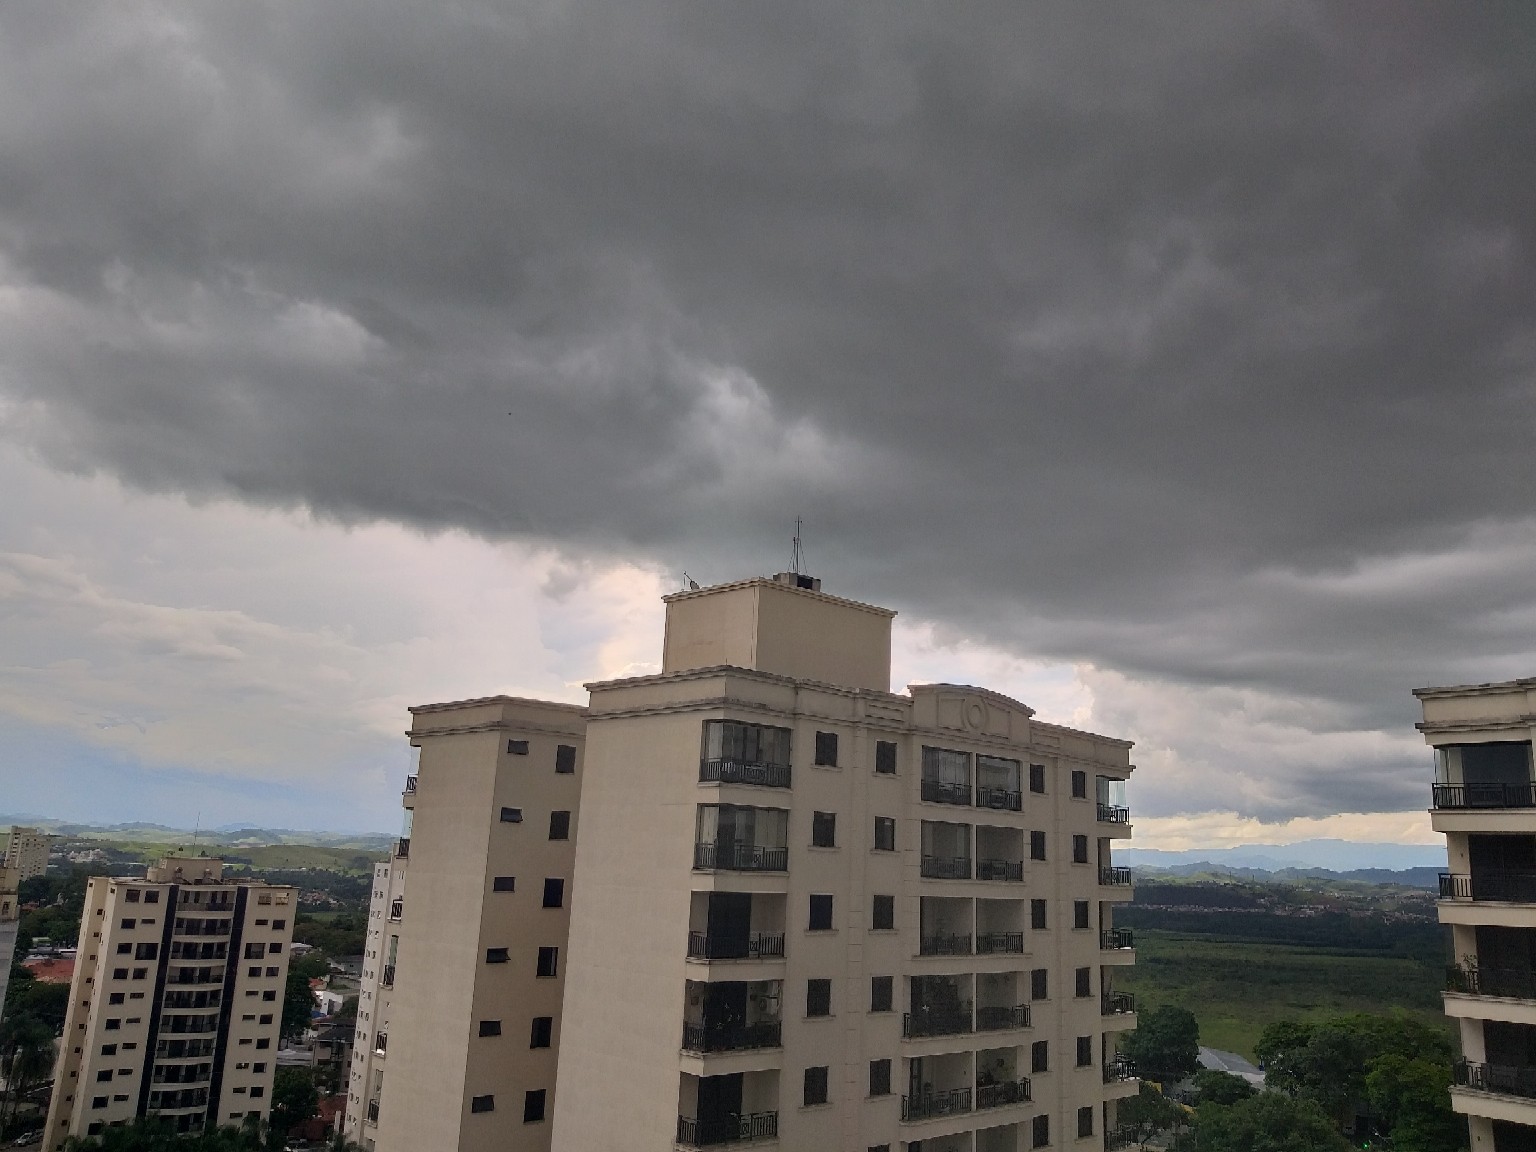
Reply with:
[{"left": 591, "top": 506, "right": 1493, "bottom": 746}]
[
  {"left": 43, "top": 857, "right": 296, "bottom": 1149},
  {"left": 4, "top": 825, "right": 52, "bottom": 884},
  {"left": 0, "top": 863, "right": 18, "bottom": 1016},
  {"left": 1421, "top": 678, "right": 1536, "bottom": 1152}
]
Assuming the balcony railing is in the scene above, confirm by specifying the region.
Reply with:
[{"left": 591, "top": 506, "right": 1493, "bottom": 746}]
[
  {"left": 921, "top": 779, "right": 973, "bottom": 807},
  {"left": 921, "top": 855, "right": 972, "bottom": 880},
  {"left": 699, "top": 758, "right": 792, "bottom": 789},
  {"left": 976, "top": 1003, "right": 1030, "bottom": 1031},
  {"left": 976, "top": 858, "right": 1023, "bottom": 882},
  {"left": 1447, "top": 963, "right": 1536, "bottom": 1000},
  {"left": 381, "top": 964, "right": 395, "bottom": 988},
  {"left": 904, "top": 1002, "right": 974, "bottom": 1038},
  {"left": 1441, "top": 871, "right": 1536, "bottom": 903},
  {"left": 693, "top": 842, "right": 789, "bottom": 872},
  {"left": 374, "top": 1032, "right": 387, "bottom": 1055},
  {"left": 1433, "top": 782, "right": 1536, "bottom": 809},
  {"left": 388, "top": 898, "right": 403, "bottom": 922},
  {"left": 1107, "top": 1128, "right": 1138, "bottom": 1150},
  {"left": 976, "top": 931, "right": 1025, "bottom": 955},
  {"left": 1103, "top": 992, "right": 1136, "bottom": 1016},
  {"left": 976, "top": 787, "right": 1023, "bottom": 812},
  {"left": 403, "top": 775, "right": 418, "bottom": 795},
  {"left": 1104, "top": 1057, "right": 1137, "bottom": 1084},
  {"left": 1455, "top": 1059, "right": 1536, "bottom": 1100},
  {"left": 680, "top": 1020, "right": 783, "bottom": 1054},
  {"left": 395, "top": 837, "right": 410, "bottom": 859},
  {"left": 976, "top": 1079, "right": 1031, "bottom": 1109},
  {"left": 1102, "top": 927, "right": 1135, "bottom": 950},
  {"left": 1100, "top": 866, "right": 1133, "bottom": 887},
  {"left": 919, "top": 932, "right": 972, "bottom": 956},
  {"left": 676, "top": 1111, "right": 780, "bottom": 1147},
  {"left": 902, "top": 1087, "right": 972, "bottom": 1122},
  {"left": 687, "top": 932, "right": 786, "bottom": 961},
  {"left": 366, "top": 1099, "right": 380, "bottom": 1124},
  {"left": 1097, "top": 803, "right": 1131, "bottom": 824}
]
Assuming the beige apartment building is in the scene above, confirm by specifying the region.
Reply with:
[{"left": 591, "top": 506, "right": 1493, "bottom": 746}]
[
  {"left": 43, "top": 857, "right": 296, "bottom": 1148},
  {"left": 1422, "top": 678, "right": 1536, "bottom": 1152},
  {"left": 4, "top": 825, "right": 52, "bottom": 884}
]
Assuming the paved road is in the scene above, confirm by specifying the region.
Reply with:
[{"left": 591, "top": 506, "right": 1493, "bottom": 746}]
[{"left": 1198, "top": 1045, "right": 1267, "bottom": 1087}]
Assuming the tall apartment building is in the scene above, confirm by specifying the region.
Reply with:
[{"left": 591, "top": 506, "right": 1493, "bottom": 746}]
[
  {"left": 0, "top": 864, "right": 17, "bottom": 1015},
  {"left": 344, "top": 855, "right": 406, "bottom": 1147},
  {"left": 43, "top": 857, "right": 296, "bottom": 1149},
  {"left": 4, "top": 825, "right": 52, "bottom": 884},
  {"left": 1422, "top": 678, "right": 1536, "bottom": 1152}
]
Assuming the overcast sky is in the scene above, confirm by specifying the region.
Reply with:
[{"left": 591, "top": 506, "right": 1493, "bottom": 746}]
[{"left": 1, "top": 2, "right": 1532, "bottom": 843}]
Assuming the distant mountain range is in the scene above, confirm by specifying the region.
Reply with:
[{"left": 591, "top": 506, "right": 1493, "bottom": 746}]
[
  {"left": 0, "top": 816, "right": 394, "bottom": 852},
  {"left": 1119, "top": 838, "right": 1445, "bottom": 873}
]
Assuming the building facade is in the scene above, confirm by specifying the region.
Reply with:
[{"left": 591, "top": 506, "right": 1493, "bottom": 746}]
[
  {"left": 4, "top": 825, "right": 52, "bottom": 884},
  {"left": 43, "top": 858, "right": 296, "bottom": 1148},
  {"left": 1422, "top": 678, "right": 1536, "bottom": 1152}
]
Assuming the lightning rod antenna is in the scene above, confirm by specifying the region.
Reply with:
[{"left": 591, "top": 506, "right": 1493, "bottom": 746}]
[{"left": 790, "top": 516, "right": 804, "bottom": 575}]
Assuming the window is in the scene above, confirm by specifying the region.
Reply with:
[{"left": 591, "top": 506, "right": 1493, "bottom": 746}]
[
  {"left": 870, "top": 976, "right": 893, "bottom": 1013},
  {"left": 266, "top": 967, "right": 279, "bottom": 977},
  {"left": 523, "top": 1089, "right": 546, "bottom": 1123},
  {"left": 1077, "top": 1105, "right": 1098, "bottom": 1139},
  {"left": 1077, "top": 1036, "right": 1094, "bottom": 1066},
  {"left": 555, "top": 745, "right": 576, "bottom": 774},
  {"left": 492, "top": 876, "right": 516, "bottom": 892},
  {"left": 135, "top": 942, "right": 158, "bottom": 960},
  {"left": 1073, "top": 835, "right": 1089, "bottom": 864},
  {"left": 252, "top": 1062, "right": 266, "bottom": 1073},
  {"left": 478, "top": 1020, "right": 502, "bottom": 1037},
  {"left": 269, "top": 942, "right": 282, "bottom": 954},
  {"left": 131, "top": 968, "right": 146, "bottom": 980},
  {"left": 807, "top": 979, "right": 832, "bottom": 1018},
  {"left": 1074, "top": 900, "right": 1091, "bottom": 930},
  {"left": 125, "top": 890, "right": 140, "bottom": 904},
  {"left": 1031, "top": 1040, "right": 1049, "bottom": 1073},
  {"left": 144, "top": 891, "right": 159, "bottom": 905},
  {"left": 116, "top": 943, "right": 132, "bottom": 955},
  {"left": 1030, "top": 831, "right": 1046, "bottom": 860},
  {"left": 105, "top": 1019, "right": 121, "bottom": 1031},
  {"left": 871, "top": 894, "right": 894, "bottom": 931},
  {"left": 500, "top": 807, "right": 523, "bottom": 824},
  {"left": 808, "top": 895, "right": 834, "bottom": 931},
  {"left": 1072, "top": 770, "right": 1087, "bottom": 798},
  {"left": 92, "top": 1099, "right": 108, "bottom": 1111},
  {"left": 869, "top": 1058, "right": 891, "bottom": 1097},
  {"left": 1075, "top": 968, "right": 1092, "bottom": 998},
  {"left": 259, "top": 1014, "right": 273, "bottom": 1024},
  {"left": 112, "top": 967, "right": 128, "bottom": 980},
  {"left": 249, "top": 1087, "right": 265, "bottom": 1100},
  {"left": 471, "top": 1095, "right": 495, "bottom": 1114},
  {"left": 262, "top": 990, "right": 277, "bottom": 1002},
  {"left": 255, "top": 919, "right": 268, "bottom": 926},
  {"left": 873, "top": 817, "right": 895, "bottom": 851},
  {"left": 814, "top": 731, "right": 839, "bottom": 766},
  {"left": 256, "top": 1038, "right": 270, "bottom": 1049},
  {"left": 549, "top": 811, "right": 571, "bottom": 840},
  {"left": 108, "top": 993, "right": 124, "bottom": 1006},
  {"left": 245, "top": 944, "right": 265, "bottom": 960},
  {"left": 875, "top": 740, "right": 897, "bottom": 774},
  {"left": 1032, "top": 1113, "right": 1050, "bottom": 1148},
  {"left": 100, "top": 1044, "right": 117, "bottom": 1056},
  {"left": 812, "top": 811, "right": 837, "bottom": 848},
  {"left": 121, "top": 918, "right": 135, "bottom": 929},
  {"left": 804, "top": 1066, "right": 829, "bottom": 1106},
  {"left": 507, "top": 739, "right": 529, "bottom": 755},
  {"left": 542, "top": 879, "right": 564, "bottom": 908},
  {"left": 486, "top": 948, "right": 510, "bottom": 964},
  {"left": 536, "top": 947, "right": 559, "bottom": 978},
  {"left": 96, "top": 1070, "right": 113, "bottom": 1082},
  {"left": 1031, "top": 899, "right": 1048, "bottom": 930},
  {"left": 273, "top": 919, "right": 285, "bottom": 929},
  {"left": 1030, "top": 969, "right": 1048, "bottom": 1001},
  {"left": 530, "top": 1017, "right": 553, "bottom": 1048}
]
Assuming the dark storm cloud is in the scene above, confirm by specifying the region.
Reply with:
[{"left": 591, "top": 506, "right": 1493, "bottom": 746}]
[{"left": 2, "top": 1, "right": 1534, "bottom": 819}]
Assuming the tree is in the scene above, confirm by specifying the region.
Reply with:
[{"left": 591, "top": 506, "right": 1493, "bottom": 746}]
[
  {"left": 63, "top": 1116, "right": 264, "bottom": 1150},
  {"left": 281, "top": 953, "right": 329, "bottom": 1041},
  {"left": 1192, "top": 1093, "right": 1351, "bottom": 1152},
  {"left": 1254, "top": 1019, "right": 1314, "bottom": 1094},
  {"left": 1124, "top": 1005, "right": 1200, "bottom": 1085},
  {"left": 1116, "top": 1082, "right": 1186, "bottom": 1148},
  {"left": 1367, "top": 1053, "right": 1465, "bottom": 1152},
  {"left": 267, "top": 1067, "right": 319, "bottom": 1150},
  {"left": 0, "top": 1013, "right": 54, "bottom": 1133},
  {"left": 1192, "top": 1068, "right": 1256, "bottom": 1106}
]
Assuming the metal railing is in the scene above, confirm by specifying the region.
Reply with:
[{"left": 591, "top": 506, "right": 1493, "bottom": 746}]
[
  {"left": 976, "top": 1003, "right": 1030, "bottom": 1031},
  {"left": 976, "top": 858, "right": 1023, "bottom": 881},
  {"left": 1441, "top": 871, "right": 1536, "bottom": 903},
  {"left": 976, "top": 786, "right": 1023, "bottom": 811},
  {"left": 1107, "top": 1128, "right": 1138, "bottom": 1150},
  {"left": 902, "top": 1087, "right": 972, "bottom": 1122},
  {"left": 1455, "top": 1059, "right": 1536, "bottom": 1100},
  {"left": 403, "top": 775, "right": 418, "bottom": 795},
  {"left": 388, "top": 898, "right": 403, "bottom": 922},
  {"left": 1100, "top": 866, "right": 1133, "bottom": 887},
  {"left": 680, "top": 1019, "right": 783, "bottom": 1054},
  {"left": 381, "top": 964, "right": 395, "bottom": 988},
  {"left": 676, "top": 1111, "right": 780, "bottom": 1147},
  {"left": 921, "top": 779, "right": 973, "bottom": 806},
  {"left": 687, "top": 932, "right": 786, "bottom": 960},
  {"left": 366, "top": 1099, "right": 380, "bottom": 1124},
  {"left": 976, "top": 1079, "right": 1031, "bottom": 1109},
  {"left": 1447, "top": 963, "right": 1536, "bottom": 1000},
  {"left": 1102, "top": 992, "right": 1136, "bottom": 1016},
  {"left": 699, "top": 758, "right": 792, "bottom": 789},
  {"left": 374, "top": 1032, "right": 387, "bottom": 1055},
  {"left": 1102, "top": 927, "right": 1135, "bottom": 950},
  {"left": 1104, "top": 1057, "right": 1137, "bottom": 1083},
  {"left": 1433, "top": 782, "right": 1536, "bottom": 809},
  {"left": 919, "top": 932, "right": 972, "bottom": 956},
  {"left": 693, "top": 842, "right": 790, "bottom": 872},
  {"left": 903, "top": 1002, "right": 974, "bottom": 1038},
  {"left": 1097, "top": 803, "right": 1131, "bottom": 824},
  {"left": 976, "top": 931, "right": 1025, "bottom": 955},
  {"left": 921, "top": 855, "right": 972, "bottom": 880},
  {"left": 395, "top": 837, "right": 410, "bottom": 858}
]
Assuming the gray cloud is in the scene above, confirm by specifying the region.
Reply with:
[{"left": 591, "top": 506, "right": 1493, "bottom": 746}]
[{"left": 2, "top": 1, "right": 1534, "bottom": 821}]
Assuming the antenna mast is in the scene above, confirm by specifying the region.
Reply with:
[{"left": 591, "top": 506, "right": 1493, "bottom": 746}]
[{"left": 790, "top": 516, "right": 804, "bottom": 575}]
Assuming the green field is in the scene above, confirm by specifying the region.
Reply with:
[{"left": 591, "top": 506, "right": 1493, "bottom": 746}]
[{"left": 1116, "top": 929, "right": 1452, "bottom": 1059}]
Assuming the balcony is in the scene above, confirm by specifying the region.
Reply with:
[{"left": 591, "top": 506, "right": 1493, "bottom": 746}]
[
  {"left": 388, "top": 898, "right": 403, "bottom": 922},
  {"left": 700, "top": 758, "right": 792, "bottom": 789},
  {"left": 1104, "top": 1057, "right": 1137, "bottom": 1083},
  {"left": 1100, "top": 866, "right": 1132, "bottom": 887},
  {"left": 976, "top": 787, "right": 1022, "bottom": 812},
  {"left": 976, "top": 1004, "right": 1030, "bottom": 1032},
  {"left": 404, "top": 775, "right": 418, "bottom": 795},
  {"left": 681, "top": 1020, "right": 783, "bottom": 1054},
  {"left": 676, "top": 1111, "right": 779, "bottom": 1147},
  {"left": 366, "top": 1099, "right": 380, "bottom": 1125},
  {"left": 687, "top": 932, "right": 786, "bottom": 961},
  {"left": 921, "top": 778, "right": 973, "bottom": 807},
  {"left": 1433, "top": 783, "right": 1536, "bottom": 810},
  {"left": 902, "top": 1087, "right": 972, "bottom": 1122},
  {"left": 976, "top": 932, "right": 1024, "bottom": 955},
  {"left": 1103, "top": 992, "right": 1136, "bottom": 1016},
  {"left": 1447, "top": 963, "right": 1536, "bottom": 1000},
  {"left": 1097, "top": 803, "right": 1131, "bottom": 824},
  {"left": 395, "top": 837, "right": 410, "bottom": 859},
  {"left": 922, "top": 855, "right": 972, "bottom": 880},
  {"left": 1102, "top": 927, "right": 1135, "bottom": 950},
  {"left": 381, "top": 964, "right": 395, "bottom": 988},
  {"left": 693, "top": 843, "right": 789, "bottom": 872},
  {"left": 1442, "top": 871, "right": 1536, "bottom": 903},
  {"left": 976, "top": 858, "right": 1023, "bottom": 882},
  {"left": 904, "top": 1003, "right": 974, "bottom": 1039},
  {"left": 976, "top": 1079, "right": 1031, "bottom": 1110},
  {"left": 919, "top": 932, "right": 973, "bottom": 957},
  {"left": 1455, "top": 1058, "right": 1536, "bottom": 1100}
]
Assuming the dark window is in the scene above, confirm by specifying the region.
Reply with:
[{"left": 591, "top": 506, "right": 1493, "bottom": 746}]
[
  {"left": 809, "top": 894, "right": 834, "bottom": 931},
  {"left": 478, "top": 1020, "right": 501, "bottom": 1037},
  {"left": 1074, "top": 900, "right": 1091, "bottom": 930},
  {"left": 507, "top": 740, "right": 529, "bottom": 755},
  {"left": 116, "top": 943, "right": 132, "bottom": 955},
  {"left": 100, "top": 1044, "right": 116, "bottom": 1056},
  {"left": 262, "top": 990, "right": 277, "bottom": 1002},
  {"left": 807, "top": 979, "right": 832, "bottom": 1017},
  {"left": 125, "top": 891, "right": 140, "bottom": 904},
  {"left": 273, "top": 919, "right": 285, "bottom": 929},
  {"left": 875, "top": 741, "right": 897, "bottom": 774},
  {"left": 131, "top": 968, "right": 146, "bottom": 980},
  {"left": 549, "top": 811, "right": 571, "bottom": 840},
  {"left": 256, "top": 1038, "right": 270, "bottom": 1049},
  {"left": 873, "top": 817, "right": 896, "bottom": 851},
  {"left": 1029, "top": 764, "right": 1046, "bottom": 794},
  {"left": 471, "top": 1095, "right": 494, "bottom": 1114},
  {"left": 1031, "top": 1040, "right": 1049, "bottom": 1073},
  {"left": 249, "top": 1087, "right": 265, "bottom": 1100},
  {"left": 542, "top": 879, "right": 564, "bottom": 908},
  {"left": 804, "top": 1066, "right": 829, "bottom": 1106},
  {"left": 108, "top": 992, "right": 124, "bottom": 1005},
  {"left": 814, "top": 731, "right": 839, "bottom": 767},
  {"left": 1032, "top": 1113, "right": 1050, "bottom": 1148},
  {"left": 492, "top": 876, "right": 515, "bottom": 892},
  {"left": 268, "top": 942, "right": 282, "bottom": 954},
  {"left": 1073, "top": 835, "right": 1089, "bottom": 864},
  {"left": 1072, "top": 770, "right": 1087, "bottom": 798},
  {"left": 245, "top": 943, "right": 264, "bottom": 959},
  {"left": 485, "top": 948, "right": 509, "bottom": 964},
  {"left": 530, "top": 1017, "right": 553, "bottom": 1048},
  {"left": 872, "top": 894, "right": 894, "bottom": 931},
  {"left": 1076, "top": 967, "right": 1092, "bottom": 998},
  {"left": 1031, "top": 969, "right": 1048, "bottom": 1001},
  {"left": 1078, "top": 1106, "right": 1095, "bottom": 1137},
  {"left": 536, "top": 947, "right": 558, "bottom": 978},
  {"left": 105, "top": 1019, "right": 121, "bottom": 1031},
  {"left": 121, "top": 918, "right": 135, "bottom": 929},
  {"left": 112, "top": 968, "right": 128, "bottom": 980},
  {"left": 1077, "top": 1036, "right": 1094, "bottom": 1066},
  {"left": 1030, "top": 831, "right": 1046, "bottom": 860},
  {"left": 812, "top": 811, "right": 837, "bottom": 848},
  {"left": 96, "top": 1070, "right": 113, "bottom": 1082},
  {"left": 500, "top": 807, "right": 523, "bottom": 823},
  {"left": 1031, "top": 899, "right": 1048, "bottom": 930},
  {"left": 555, "top": 745, "right": 576, "bottom": 774},
  {"left": 523, "top": 1090, "right": 546, "bottom": 1123},
  {"left": 869, "top": 1058, "right": 891, "bottom": 1097},
  {"left": 144, "top": 891, "right": 159, "bottom": 904},
  {"left": 259, "top": 1014, "right": 273, "bottom": 1024},
  {"left": 870, "top": 976, "right": 893, "bottom": 1013}
]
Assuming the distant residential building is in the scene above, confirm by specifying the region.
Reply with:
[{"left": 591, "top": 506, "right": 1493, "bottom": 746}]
[
  {"left": 22, "top": 955, "right": 76, "bottom": 985},
  {"left": 0, "top": 876, "right": 16, "bottom": 1017},
  {"left": 1420, "top": 678, "right": 1536, "bottom": 1152},
  {"left": 42, "top": 857, "right": 296, "bottom": 1149},
  {"left": 4, "top": 825, "right": 51, "bottom": 884}
]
